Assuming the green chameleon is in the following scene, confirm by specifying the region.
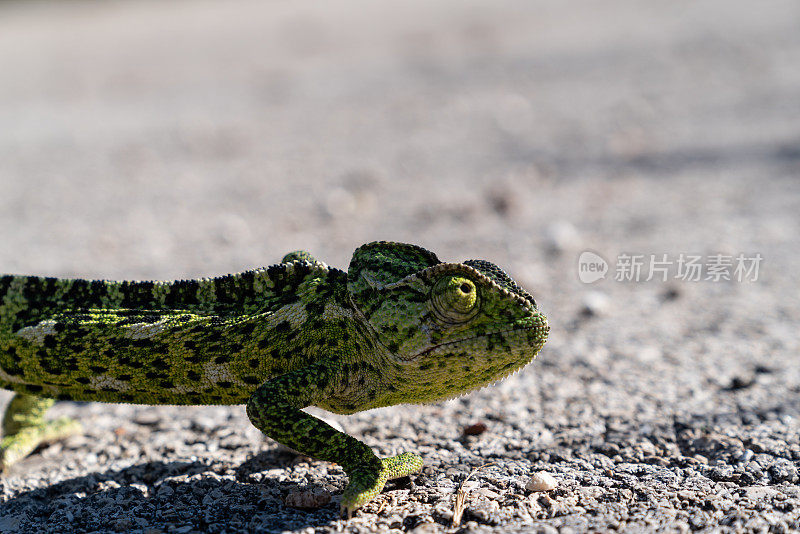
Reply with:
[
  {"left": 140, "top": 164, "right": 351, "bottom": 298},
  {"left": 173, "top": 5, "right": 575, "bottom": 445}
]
[{"left": 0, "top": 241, "right": 548, "bottom": 514}]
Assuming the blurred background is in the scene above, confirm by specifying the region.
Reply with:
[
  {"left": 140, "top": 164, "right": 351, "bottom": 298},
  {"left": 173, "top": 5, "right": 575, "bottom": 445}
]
[
  {"left": 1, "top": 0, "right": 799, "bottom": 531},
  {"left": 1, "top": 0, "right": 797, "bottom": 280}
]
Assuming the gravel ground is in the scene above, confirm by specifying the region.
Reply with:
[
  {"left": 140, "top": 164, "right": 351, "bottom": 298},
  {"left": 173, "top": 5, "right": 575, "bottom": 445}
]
[{"left": 1, "top": 1, "right": 799, "bottom": 532}]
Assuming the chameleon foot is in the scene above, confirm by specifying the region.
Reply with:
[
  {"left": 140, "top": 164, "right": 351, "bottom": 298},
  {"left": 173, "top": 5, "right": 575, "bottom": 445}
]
[
  {"left": 0, "top": 416, "right": 82, "bottom": 471},
  {"left": 1, "top": 394, "right": 82, "bottom": 471},
  {"left": 341, "top": 452, "right": 424, "bottom": 517}
]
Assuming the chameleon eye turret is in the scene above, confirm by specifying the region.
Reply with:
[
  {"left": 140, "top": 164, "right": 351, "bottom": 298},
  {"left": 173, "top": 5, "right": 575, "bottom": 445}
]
[
  {"left": 0, "top": 241, "right": 547, "bottom": 516},
  {"left": 431, "top": 275, "right": 480, "bottom": 323}
]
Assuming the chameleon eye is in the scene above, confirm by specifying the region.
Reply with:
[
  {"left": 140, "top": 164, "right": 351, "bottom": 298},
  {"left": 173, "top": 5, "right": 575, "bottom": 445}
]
[{"left": 432, "top": 276, "right": 479, "bottom": 323}]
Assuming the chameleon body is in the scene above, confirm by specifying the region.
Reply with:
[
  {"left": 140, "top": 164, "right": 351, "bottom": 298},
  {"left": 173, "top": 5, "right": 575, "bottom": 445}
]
[{"left": 0, "top": 242, "right": 548, "bottom": 513}]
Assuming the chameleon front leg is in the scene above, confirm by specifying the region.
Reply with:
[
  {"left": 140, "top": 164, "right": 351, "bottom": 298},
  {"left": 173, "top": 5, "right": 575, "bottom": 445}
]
[
  {"left": 0, "top": 393, "right": 82, "bottom": 471},
  {"left": 246, "top": 362, "right": 423, "bottom": 515}
]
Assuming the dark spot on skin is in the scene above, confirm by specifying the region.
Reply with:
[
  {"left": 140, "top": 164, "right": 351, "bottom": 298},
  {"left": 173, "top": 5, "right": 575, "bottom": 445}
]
[
  {"left": 43, "top": 335, "right": 57, "bottom": 348},
  {"left": 206, "top": 331, "right": 223, "bottom": 343},
  {"left": 218, "top": 381, "right": 233, "bottom": 389},
  {"left": 76, "top": 377, "right": 91, "bottom": 385},
  {"left": 152, "top": 359, "right": 169, "bottom": 370},
  {"left": 305, "top": 301, "right": 325, "bottom": 316},
  {"left": 89, "top": 366, "right": 107, "bottom": 374},
  {"left": 184, "top": 340, "right": 196, "bottom": 350},
  {"left": 214, "top": 355, "right": 229, "bottom": 365},
  {"left": 117, "top": 374, "right": 133, "bottom": 381},
  {"left": 387, "top": 341, "right": 399, "bottom": 353},
  {"left": 159, "top": 380, "right": 174, "bottom": 389},
  {"left": 243, "top": 376, "right": 260, "bottom": 385},
  {"left": 230, "top": 343, "right": 243, "bottom": 353},
  {"left": 145, "top": 371, "right": 160, "bottom": 380},
  {"left": 275, "top": 321, "right": 291, "bottom": 334},
  {"left": 119, "top": 393, "right": 134, "bottom": 402},
  {"left": 240, "top": 324, "right": 256, "bottom": 336},
  {"left": 57, "top": 393, "right": 73, "bottom": 401},
  {"left": 187, "top": 370, "right": 201, "bottom": 381},
  {"left": 258, "top": 338, "right": 271, "bottom": 349},
  {"left": 26, "top": 385, "right": 43, "bottom": 394}
]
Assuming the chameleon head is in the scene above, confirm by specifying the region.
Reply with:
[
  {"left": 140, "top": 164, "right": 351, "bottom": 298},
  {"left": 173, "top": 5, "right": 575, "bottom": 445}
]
[{"left": 348, "top": 242, "right": 549, "bottom": 404}]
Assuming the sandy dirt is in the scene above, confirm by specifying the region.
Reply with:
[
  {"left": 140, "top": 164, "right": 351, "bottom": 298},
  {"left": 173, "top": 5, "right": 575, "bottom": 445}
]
[{"left": 1, "top": 0, "right": 799, "bottom": 532}]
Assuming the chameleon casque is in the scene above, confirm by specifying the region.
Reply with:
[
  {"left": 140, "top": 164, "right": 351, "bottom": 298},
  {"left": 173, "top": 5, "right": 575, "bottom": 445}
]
[{"left": 0, "top": 241, "right": 548, "bottom": 514}]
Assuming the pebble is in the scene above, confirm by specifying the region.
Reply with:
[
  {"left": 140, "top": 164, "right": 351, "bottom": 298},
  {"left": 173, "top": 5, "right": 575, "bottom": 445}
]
[
  {"left": 463, "top": 422, "right": 488, "bottom": 436},
  {"left": 525, "top": 471, "right": 558, "bottom": 492},
  {"left": 544, "top": 221, "right": 581, "bottom": 253},
  {"left": 581, "top": 291, "right": 610, "bottom": 317}
]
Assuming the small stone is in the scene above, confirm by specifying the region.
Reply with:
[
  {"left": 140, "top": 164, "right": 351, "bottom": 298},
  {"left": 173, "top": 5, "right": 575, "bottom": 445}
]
[
  {"left": 544, "top": 221, "right": 580, "bottom": 253},
  {"left": 581, "top": 291, "right": 610, "bottom": 317},
  {"left": 475, "top": 488, "right": 501, "bottom": 500},
  {"left": 724, "top": 375, "right": 756, "bottom": 391},
  {"left": 525, "top": 471, "right": 558, "bottom": 492},
  {"left": 284, "top": 487, "right": 332, "bottom": 509},
  {"left": 463, "top": 422, "right": 488, "bottom": 436},
  {"left": 133, "top": 411, "right": 161, "bottom": 427},
  {"left": 661, "top": 285, "right": 681, "bottom": 301},
  {"left": 768, "top": 459, "right": 799, "bottom": 483}
]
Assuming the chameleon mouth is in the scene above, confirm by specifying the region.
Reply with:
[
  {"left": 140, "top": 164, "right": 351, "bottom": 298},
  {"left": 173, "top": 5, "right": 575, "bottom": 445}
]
[
  {"left": 409, "top": 321, "right": 549, "bottom": 361},
  {"left": 404, "top": 321, "right": 550, "bottom": 404}
]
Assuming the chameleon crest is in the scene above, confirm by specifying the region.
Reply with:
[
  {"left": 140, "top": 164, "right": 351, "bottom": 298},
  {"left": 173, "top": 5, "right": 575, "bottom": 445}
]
[{"left": 0, "top": 242, "right": 548, "bottom": 514}]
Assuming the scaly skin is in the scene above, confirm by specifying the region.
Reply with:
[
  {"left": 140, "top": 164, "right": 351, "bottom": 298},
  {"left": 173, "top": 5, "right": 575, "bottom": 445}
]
[{"left": 0, "top": 242, "right": 548, "bottom": 514}]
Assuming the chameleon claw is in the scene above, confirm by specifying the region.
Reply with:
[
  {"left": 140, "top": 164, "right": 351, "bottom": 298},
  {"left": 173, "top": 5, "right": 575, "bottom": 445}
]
[{"left": 339, "top": 452, "right": 424, "bottom": 515}]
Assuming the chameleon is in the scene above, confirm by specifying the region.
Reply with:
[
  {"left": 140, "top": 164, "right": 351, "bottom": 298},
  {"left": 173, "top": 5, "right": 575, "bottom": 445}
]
[{"left": 0, "top": 241, "right": 548, "bottom": 514}]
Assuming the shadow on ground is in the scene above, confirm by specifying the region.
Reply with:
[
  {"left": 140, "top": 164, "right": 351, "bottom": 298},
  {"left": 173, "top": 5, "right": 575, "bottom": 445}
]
[{"left": 0, "top": 452, "right": 344, "bottom": 533}]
